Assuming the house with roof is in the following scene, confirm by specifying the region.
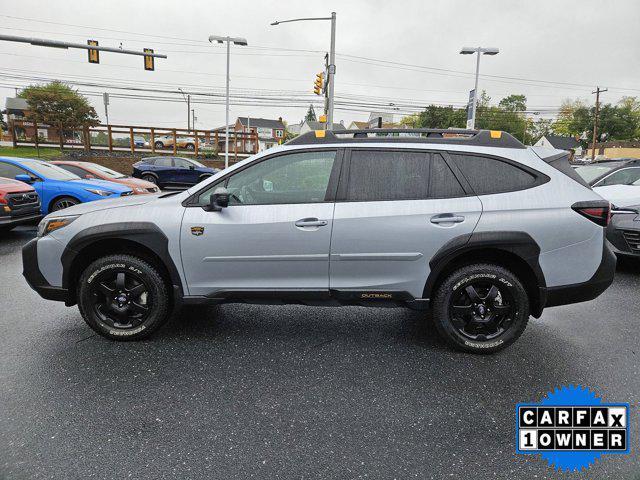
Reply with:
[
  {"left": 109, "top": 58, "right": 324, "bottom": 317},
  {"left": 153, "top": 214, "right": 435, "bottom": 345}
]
[
  {"left": 534, "top": 134, "right": 583, "bottom": 157},
  {"left": 299, "top": 120, "right": 346, "bottom": 135},
  {"left": 235, "top": 117, "right": 286, "bottom": 152},
  {"left": 4, "top": 97, "right": 62, "bottom": 142}
]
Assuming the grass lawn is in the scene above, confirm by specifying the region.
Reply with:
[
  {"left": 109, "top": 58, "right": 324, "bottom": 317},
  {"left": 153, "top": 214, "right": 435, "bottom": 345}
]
[{"left": 0, "top": 146, "right": 63, "bottom": 160}]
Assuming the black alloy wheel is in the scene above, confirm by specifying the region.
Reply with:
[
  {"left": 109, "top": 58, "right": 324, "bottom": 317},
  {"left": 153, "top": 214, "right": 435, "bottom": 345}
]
[
  {"left": 431, "top": 263, "right": 529, "bottom": 353},
  {"left": 77, "top": 254, "right": 171, "bottom": 340},
  {"left": 89, "top": 269, "right": 151, "bottom": 330},
  {"left": 449, "top": 280, "right": 515, "bottom": 341}
]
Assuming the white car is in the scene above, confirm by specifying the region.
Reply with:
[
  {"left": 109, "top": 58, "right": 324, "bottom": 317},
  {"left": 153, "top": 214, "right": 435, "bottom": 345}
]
[{"left": 593, "top": 184, "right": 640, "bottom": 208}]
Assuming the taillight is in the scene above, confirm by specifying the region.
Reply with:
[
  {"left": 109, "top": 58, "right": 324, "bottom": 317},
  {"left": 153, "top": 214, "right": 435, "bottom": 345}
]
[
  {"left": 571, "top": 201, "right": 611, "bottom": 227},
  {"left": 0, "top": 192, "right": 6, "bottom": 205}
]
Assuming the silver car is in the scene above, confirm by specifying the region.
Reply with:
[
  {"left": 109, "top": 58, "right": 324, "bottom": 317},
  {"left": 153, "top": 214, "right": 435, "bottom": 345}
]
[{"left": 22, "top": 129, "right": 616, "bottom": 353}]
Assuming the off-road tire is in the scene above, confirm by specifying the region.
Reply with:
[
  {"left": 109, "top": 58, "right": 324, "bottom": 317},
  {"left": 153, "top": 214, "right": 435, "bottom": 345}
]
[
  {"left": 432, "top": 263, "right": 529, "bottom": 354},
  {"left": 77, "top": 254, "right": 171, "bottom": 341}
]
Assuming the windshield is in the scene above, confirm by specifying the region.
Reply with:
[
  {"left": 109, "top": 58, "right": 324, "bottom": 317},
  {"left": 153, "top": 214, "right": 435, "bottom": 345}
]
[
  {"left": 88, "top": 163, "right": 126, "bottom": 179},
  {"left": 575, "top": 164, "right": 619, "bottom": 183},
  {"left": 21, "top": 159, "right": 80, "bottom": 180}
]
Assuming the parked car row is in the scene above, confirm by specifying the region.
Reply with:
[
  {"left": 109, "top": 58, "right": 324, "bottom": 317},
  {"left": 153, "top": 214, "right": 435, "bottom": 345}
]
[
  {"left": 0, "top": 155, "right": 219, "bottom": 228},
  {"left": 574, "top": 158, "right": 640, "bottom": 260}
]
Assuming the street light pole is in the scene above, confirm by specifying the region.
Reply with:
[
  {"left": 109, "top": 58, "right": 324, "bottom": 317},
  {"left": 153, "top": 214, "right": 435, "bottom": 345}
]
[
  {"left": 225, "top": 38, "right": 230, "bottom": 168},
  {"left": 460, "top": 46, "right": 499, "bottom": 129},
  {"left": 209, "top": 35, "right": 248, "bottom": 169},
  {"left": 271, "top": 13, "right": 337, "bottom": 130}
]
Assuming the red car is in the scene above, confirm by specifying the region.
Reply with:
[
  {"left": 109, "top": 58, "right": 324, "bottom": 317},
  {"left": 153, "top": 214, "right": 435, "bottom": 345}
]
[
  {"left": 0, "top": 177, "right": 41, "bottom": 231},
  {"left": 51, "top": 161, "right": 160, "bottom": 195}
]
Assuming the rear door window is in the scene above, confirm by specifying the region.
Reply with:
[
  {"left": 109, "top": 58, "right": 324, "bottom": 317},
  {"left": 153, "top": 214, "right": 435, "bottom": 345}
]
[
  {"left": 450, "top": 153, "right": 540, "bottom": 195},
  {"left": 345, "top": 150, "right": 465, "bottom": 201}
]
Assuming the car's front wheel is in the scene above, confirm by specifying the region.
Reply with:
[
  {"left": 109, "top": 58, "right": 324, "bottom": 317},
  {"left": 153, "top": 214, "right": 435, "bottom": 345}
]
[
  {"left": 431, "top": 263, "right": 529, "bottom": 354},
  {"left": 50, "top": 196, "right": 79, "bottom": 212},
  {"left": 185, "top": 143, "right": 195, "bottom": 151},
  {"left": 77, "top": 254, "right": 171, "bottom": 340},
  {"left": 154, "top": 141, "right": 164, "bottom": 149}
]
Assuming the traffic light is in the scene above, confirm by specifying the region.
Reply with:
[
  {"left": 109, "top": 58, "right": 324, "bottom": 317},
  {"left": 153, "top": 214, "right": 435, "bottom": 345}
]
[
  {"left": 144, "top": 48, "right": 155, "bottom": 71},
  {"left": 87, "top": 40, "right": 99, "bottom": 64},
  {"left": 314, "top": 72, "right": 324, "bottom": 95}
]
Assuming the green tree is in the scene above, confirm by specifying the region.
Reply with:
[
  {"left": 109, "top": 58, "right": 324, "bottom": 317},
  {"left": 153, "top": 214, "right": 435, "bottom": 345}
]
[
  {"left": 304, "top": 104, "right": 317, "bottom": 122},
  {"left": 498, "top": 94, "right": 527, "bottom": 112},
  {"left": 19, "top": 81, "right": 99, "bottom": 150}
]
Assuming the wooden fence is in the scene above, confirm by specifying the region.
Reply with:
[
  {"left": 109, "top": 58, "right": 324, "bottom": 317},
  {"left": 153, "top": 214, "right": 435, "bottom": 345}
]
[{"left": 8, "top": 120, "right": 259, "bottom": 159}]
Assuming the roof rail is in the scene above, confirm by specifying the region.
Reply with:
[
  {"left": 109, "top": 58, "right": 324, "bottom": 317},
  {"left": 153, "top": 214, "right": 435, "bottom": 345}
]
[{"left": 286, "top": 128, "right": 526, "bottom": 149}]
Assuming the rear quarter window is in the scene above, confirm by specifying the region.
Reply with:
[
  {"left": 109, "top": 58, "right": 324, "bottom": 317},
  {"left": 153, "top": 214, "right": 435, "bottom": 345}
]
[{"left": 450, "top": 153, "right": 542, "bottom": 195}]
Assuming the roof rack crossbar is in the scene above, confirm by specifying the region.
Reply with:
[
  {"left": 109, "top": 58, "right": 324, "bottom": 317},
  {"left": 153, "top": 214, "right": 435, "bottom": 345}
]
[{"left": 286, "top": 128, "right": 526, "bottom": 149}]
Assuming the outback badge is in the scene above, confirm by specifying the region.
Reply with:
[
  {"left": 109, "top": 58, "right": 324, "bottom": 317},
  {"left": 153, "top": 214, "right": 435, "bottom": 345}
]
[{"left": 191, "top": 226, "right": 205, "bottom": 236}]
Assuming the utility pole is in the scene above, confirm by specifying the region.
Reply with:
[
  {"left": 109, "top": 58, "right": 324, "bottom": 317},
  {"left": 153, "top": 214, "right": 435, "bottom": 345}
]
[
  {"left": 103, "top": 92, "right": 110, "bottom": 125},
  {"left": 591, "top": 87, "right": 607, "bottom": 160},
  {"left": 178, "top": 88, "right": 191, "bottom": 131},
  {"left": 191, "top": 109, "right": 196, "bottom": 130}
]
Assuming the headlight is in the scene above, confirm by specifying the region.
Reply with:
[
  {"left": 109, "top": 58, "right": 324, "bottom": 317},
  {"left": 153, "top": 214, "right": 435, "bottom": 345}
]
[
  {"left": 37, "top": 215, "right": 79, "bottom": 237},
  {"left": 85, "top": 188, "right": 114, "bottom": 196},
  {"left": 134, "top": 187, "right": 146, "bottom": 193}
]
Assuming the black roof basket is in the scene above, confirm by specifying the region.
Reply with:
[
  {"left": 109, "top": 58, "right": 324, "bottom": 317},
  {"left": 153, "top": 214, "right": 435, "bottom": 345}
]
[{"left": 286, "top": 128, "right": 526, "bottom": 149}]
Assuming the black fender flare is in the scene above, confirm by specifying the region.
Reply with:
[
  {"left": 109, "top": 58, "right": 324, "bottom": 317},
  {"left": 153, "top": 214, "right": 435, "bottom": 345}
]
[
  {"left": 423, "top": 231, "right": 546, "bottom": 315},
  {"left": 60, "top": 222, "right": 184, "bottom": 304}
]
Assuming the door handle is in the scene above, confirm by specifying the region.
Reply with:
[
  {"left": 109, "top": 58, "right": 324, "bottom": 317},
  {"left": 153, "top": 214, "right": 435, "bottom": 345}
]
[
  {"left": 295, "top": 218, "right": 328, "bottom": 227},
  {"left": 430, "top": 214, "right": 465, "bottom": 224}
]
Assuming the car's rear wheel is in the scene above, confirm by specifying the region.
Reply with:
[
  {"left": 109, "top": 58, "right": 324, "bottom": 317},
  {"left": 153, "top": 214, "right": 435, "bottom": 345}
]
[
  {"left": 77, "top": 254, "right": 171, "bottom": 341},
  {"left": 431, "top": 263, "right": 529, "bottom": 354},
  {"left": 141, "top": 174, "right": 157, "bottom": 185},
  {"left": 50, "top": 196, "right": 79, "bottom": 212},
  {"left": 154, "top": 141, "right": 164, "bottom": 149},
  {"left": 185, "top": 143, "right": 195, "bottom": 151}
]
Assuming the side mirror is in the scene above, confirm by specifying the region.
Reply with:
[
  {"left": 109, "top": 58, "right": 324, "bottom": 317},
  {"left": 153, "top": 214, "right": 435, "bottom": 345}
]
[
  {"left": 203, "top": 187, "right": 229, "bottom": 212},
  {"left": 189, "top": 165, "right": 195, "bottom": 170},
  {"left": 15, "top": 174, "right": 34, "bottom": 184}
]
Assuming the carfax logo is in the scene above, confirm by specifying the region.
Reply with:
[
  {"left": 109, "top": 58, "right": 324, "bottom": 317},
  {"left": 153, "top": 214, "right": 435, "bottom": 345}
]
[{"left": 516, "top": 385, "right": 630, "bottom": 471}]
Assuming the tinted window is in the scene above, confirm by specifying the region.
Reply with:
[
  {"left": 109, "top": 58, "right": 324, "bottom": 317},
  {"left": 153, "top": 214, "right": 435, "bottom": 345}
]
[
  {"left": 173, "top": 158, "right": 193, "bottom": 168},
  {"left": 0, "top": 161, "right": 28, "bottom": 179},
  {"left": 346, "top": 150, "right": 464, "bottom": 201},
  {"left": 197, "top": 151, "right": 336, "bottom": 206},
  {"left": 450, "top": 154, "right": 538, "bottom": 195},
  {"left": 142, "top": 158, "right": 156, "bottom": 165},
  {"left": 154, "top": 157, "right": 173, "bottom": 167},
  {"left": 58, "top": 164, "right": 91, "bottom": 178},
  {"left": 597, "top": 168, "right": 640, "bottom": 186}
]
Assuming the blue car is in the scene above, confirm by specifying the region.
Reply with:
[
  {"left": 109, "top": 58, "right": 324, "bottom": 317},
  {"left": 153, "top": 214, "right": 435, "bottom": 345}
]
[
  {"left": 0, "top": 157, "right": 133, "bottom": 214},
  {"left": 132, "top": 156, "right": 218, "bottom": 189}
]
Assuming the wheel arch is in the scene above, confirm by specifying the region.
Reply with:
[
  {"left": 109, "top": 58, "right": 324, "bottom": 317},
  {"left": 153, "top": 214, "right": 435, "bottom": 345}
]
[
  {"left": 48, "top": 194, "right": 81, "bottom": 213},
  {"left": 60, "top": 222, "right": 184, "bottom": 308},
  {"left": 424, "top": 231, "right": 546, "bottom": 318}
]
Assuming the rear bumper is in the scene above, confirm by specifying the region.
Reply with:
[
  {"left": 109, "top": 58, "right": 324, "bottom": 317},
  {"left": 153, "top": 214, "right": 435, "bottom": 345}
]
[
  {"left": 22, "top": 238, "right": 69, "bottom": 302},
  {"left": 540, "top": 236, "right": 616, "bottom": 309}
]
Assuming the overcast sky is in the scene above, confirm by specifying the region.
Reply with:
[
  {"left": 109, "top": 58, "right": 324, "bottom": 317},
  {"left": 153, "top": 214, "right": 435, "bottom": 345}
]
[{"left": 1, "top": 0, "right": 639, "bottom": 130}]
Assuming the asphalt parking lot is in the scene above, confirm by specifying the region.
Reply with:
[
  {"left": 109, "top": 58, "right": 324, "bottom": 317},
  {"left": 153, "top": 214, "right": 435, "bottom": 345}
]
[{"left": 1, "top": 225, "right": 639, "bottom": 480}]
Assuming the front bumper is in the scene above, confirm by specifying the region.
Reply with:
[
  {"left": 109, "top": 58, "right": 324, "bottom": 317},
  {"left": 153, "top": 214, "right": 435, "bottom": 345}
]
[
  {"left": 22, "top": 238, "right": 69, "bottom": 302},
  {"left": 0, "top": 210, "right": 41, "bottom": 228},
  {"left": 540, "top": 235, "right": 616, "bottom": 309},
  {"left": 606, "top": 215, "right": 640, "bottom": 257}
]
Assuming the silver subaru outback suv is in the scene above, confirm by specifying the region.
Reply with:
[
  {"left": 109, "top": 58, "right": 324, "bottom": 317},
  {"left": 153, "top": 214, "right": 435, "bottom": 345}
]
[{"left": 22, "top": 129, "right": 616, "bottom": 353}]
